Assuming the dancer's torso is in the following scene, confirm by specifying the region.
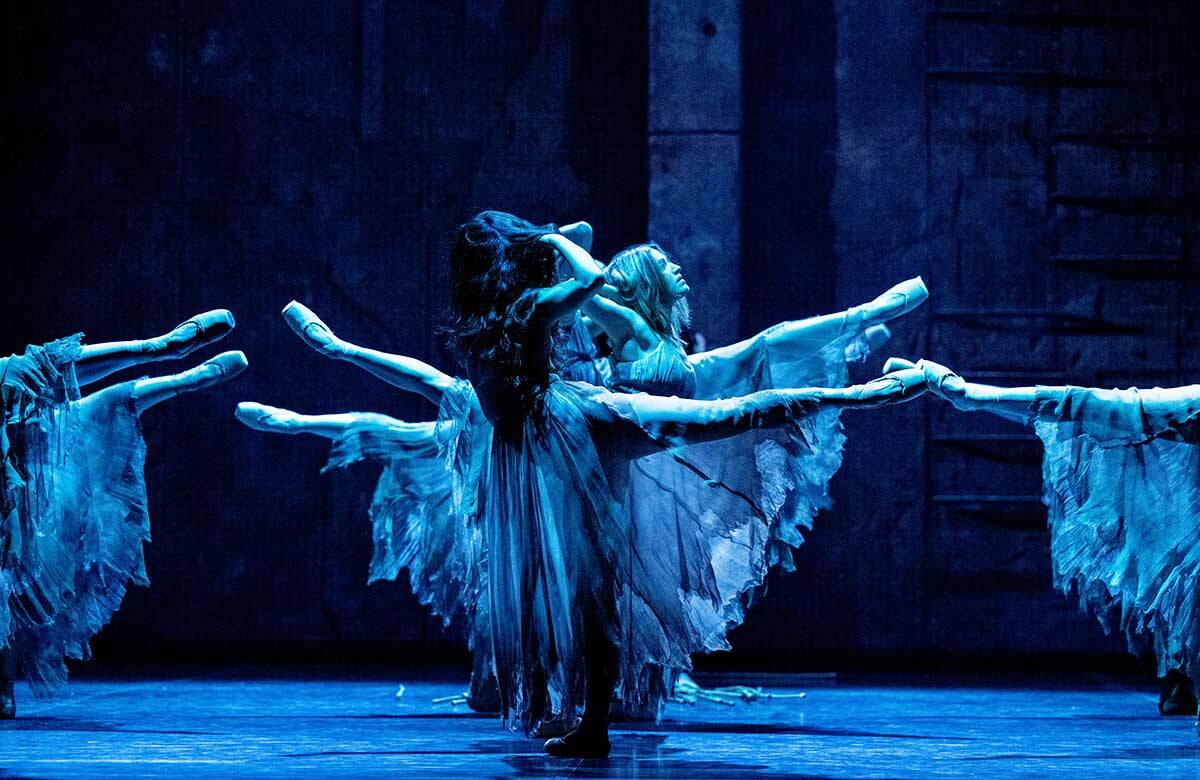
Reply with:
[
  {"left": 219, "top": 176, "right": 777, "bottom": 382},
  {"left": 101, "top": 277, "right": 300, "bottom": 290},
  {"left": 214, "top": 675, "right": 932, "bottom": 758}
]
[
  {"left": 611, "top": 339, "right": 695, "bottom": 398},
  {"left": 466, "top": 293, "right": 556, "bottom": 426},
  {"left": 558, "top": 312, "right": 606, "bottom": 386}
]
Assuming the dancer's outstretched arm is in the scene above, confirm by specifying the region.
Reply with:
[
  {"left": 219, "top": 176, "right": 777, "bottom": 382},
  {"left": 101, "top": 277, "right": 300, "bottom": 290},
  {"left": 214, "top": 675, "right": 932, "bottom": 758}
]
[
  {"left": 883, "top": 358, "right": 1043, "bottom": 425},
  {"left": 611, "top": 368, "right": 925, "bottom": 449},
  {"left": 282, "top": 302, "right": 453, "bottom": 407},
  {"left": 75, "top": 310, "right": 235, "bottom": 386}
]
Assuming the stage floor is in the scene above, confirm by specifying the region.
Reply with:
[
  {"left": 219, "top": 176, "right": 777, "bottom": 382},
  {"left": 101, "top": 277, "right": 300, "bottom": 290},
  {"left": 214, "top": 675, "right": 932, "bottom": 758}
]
[{"left": 0, "top": 671, "right": 1194, "bottom": 779}]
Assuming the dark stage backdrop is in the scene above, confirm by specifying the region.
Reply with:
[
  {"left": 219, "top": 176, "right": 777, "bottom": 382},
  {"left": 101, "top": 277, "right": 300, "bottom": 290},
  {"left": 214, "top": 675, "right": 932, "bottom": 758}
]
[
  {"left": 2, "top": 0, "right": 648, "bottom": 661},
  {"left": 2, "top": 0, "right": 1197, "bottom": 670}
]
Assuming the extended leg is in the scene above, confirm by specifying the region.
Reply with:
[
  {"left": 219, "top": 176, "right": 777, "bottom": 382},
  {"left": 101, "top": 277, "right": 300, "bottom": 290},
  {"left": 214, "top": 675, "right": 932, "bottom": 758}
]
[
  {"left": 282, "top": 302, "right": 452, "bottom": 406},
  {"left": 687, "top": 279, "right": 925, "bottom": 387},
  {"left": 116, "top": 351, "right": 248, "bottom": 414},
  {"left": 607, "top": 368, "right": 925, "bottom": 455},
  {"left": 235, "top": 403, "right": 438, "bottom": 443},
  {"left": 757, "top": 276, "right": 927, "bottom": 350},
  {"left": 74, "top": 310, "right": 235, "bottom": 386}
]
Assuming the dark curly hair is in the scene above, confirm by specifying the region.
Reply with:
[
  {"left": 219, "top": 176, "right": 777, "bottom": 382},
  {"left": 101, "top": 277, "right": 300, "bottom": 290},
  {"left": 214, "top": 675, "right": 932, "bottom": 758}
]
[{"left": 446, "top": 210, "right": 559, "bottom": 368}]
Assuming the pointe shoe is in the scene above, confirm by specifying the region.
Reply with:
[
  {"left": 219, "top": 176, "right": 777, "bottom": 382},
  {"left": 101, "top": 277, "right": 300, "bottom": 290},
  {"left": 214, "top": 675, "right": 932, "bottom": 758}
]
[
  {"left": 0, "top": 680, "right": 14, "bottom": 720},
  {"left": 144, "top": 310, "right": 236, "bottom": 360},
  {"left": 868, "top": 277, "right": 929, "bottom": 323},
  {"left": 845, "top": 367, "right": 926, "bottom": 407},
  {"left": 863, "top": 324, "right": 892, "bottom": 352},
  {"left": 282, "top": 301, "right": 345, "bottom": 358},
  {"left": 185, "top": 351, "right": 249, "bottom": 391},
  {"left": 235, "top": 402, "right": 302, "bottom": 434},
  {"left": 883, "top": 357, "right": 970, "bottom": 406},
  {"left": 882, "top": 356, "right": 915, "bottom": 374},
  {"left": 544, "top": 727, "right": 611, "bottom": 759},
  {"left": 914, "top": 359, "right": 972, "bottom": 409}
]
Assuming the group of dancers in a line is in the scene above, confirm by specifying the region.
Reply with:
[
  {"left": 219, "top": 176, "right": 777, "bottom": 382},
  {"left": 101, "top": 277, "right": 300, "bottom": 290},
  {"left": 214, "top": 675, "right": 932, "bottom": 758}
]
[{"left": 1, "top": 212, "right": 1197, "bottom": 757}]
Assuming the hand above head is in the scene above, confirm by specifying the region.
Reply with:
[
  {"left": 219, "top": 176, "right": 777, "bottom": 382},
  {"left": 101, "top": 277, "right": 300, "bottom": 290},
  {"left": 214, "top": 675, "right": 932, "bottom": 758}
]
[
  {"left": 558, "top": 221, "right": 594, "bottom": 252},
  {"left": 0, "top": 349, "right": 61, "bottom": 397}
]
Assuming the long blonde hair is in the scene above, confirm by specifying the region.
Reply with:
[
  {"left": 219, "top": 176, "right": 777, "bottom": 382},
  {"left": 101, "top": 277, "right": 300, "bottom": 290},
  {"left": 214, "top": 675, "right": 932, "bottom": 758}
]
[{"left": 606, "top": 242, "right": 690, "bottom": 347}]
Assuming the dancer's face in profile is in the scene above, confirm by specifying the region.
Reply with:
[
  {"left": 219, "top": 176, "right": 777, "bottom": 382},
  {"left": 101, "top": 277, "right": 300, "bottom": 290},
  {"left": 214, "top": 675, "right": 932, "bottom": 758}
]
[{"left": 651, "top": 247, "right": 690, "bottom": 299}]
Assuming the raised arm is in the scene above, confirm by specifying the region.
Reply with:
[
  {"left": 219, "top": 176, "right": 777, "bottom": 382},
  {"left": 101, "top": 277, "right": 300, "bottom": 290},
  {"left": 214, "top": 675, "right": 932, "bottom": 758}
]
[
  {"left": 558, "top": 221, "right": 594, "bottom": 252},
  {"left": 283, "top": 302, "right": 454, "bottom": 406},
  {"left": 529, "top": 233, "right": 606, "bottom": 323},
  {"left": 582, "top": 295, "right": 658, "bottom": 353}
]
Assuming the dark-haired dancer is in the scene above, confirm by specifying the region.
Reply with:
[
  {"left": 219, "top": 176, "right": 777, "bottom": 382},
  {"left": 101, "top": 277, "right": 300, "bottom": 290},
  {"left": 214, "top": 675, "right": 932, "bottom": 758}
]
[
  {"left": 240, "top": 211, "right": 923, "bottom": 757},
  {"left": 0, "top": 312, "right": 245, "bottom": 717},
  {"left": 238, "top": 236, "right": 924, "bottom": 726},
  {"left": 890, "top": 357, "right": 1200, "bottom": 723},
  {"left": 437, "top": 213, "right": 927, "bottom": 756}
]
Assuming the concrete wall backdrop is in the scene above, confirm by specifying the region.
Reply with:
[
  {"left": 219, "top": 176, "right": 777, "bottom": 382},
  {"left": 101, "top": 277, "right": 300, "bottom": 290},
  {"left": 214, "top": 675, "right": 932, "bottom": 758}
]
[
  {"left": 729, "top": 0, "right": 1198, "bottom": 667},
  {"left": 3, "top": 0, "right": 648, "bottom": 660},
  {"left": 2, "top": 0, "right": 1197, "bottom": 669}
]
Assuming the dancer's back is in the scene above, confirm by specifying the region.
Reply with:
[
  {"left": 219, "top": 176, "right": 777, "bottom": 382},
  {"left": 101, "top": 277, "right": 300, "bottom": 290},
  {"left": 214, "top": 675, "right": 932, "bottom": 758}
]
[{"left": 464, "top": 291, "right": 558, "bottom": 428}]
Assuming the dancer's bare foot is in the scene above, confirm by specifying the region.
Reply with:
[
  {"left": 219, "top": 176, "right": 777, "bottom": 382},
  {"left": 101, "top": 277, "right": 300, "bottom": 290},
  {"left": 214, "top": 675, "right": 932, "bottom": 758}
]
[
  {"left": 544, "top": 725, "right": 611, "bottom": 759},
  {"left": 142, "top": 310, "right": 236, "bottom": 361},
  {"left": 282, "top": 302, "right": 346, "bottom": 359}
]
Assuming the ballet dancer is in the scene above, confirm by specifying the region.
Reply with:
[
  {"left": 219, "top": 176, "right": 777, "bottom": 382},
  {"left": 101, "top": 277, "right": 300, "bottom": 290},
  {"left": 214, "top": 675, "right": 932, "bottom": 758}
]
[
  {"left": 889, "top": 357, "right": 1200, "bottom": 720},
  {"left": 516, "top": 239, "right": 922, "bottom": 719},
  {"left": 0, "top": 312, "right": 246, "bottom": 717},
  {"left": 237, "top": 231, "right": 924, "bottom": 724},
  {"left": 440, "top": 211, "right": 928, "bottom": 756},
  {"left": 240, "top": 211, "right": 922, "bottom": 755}
]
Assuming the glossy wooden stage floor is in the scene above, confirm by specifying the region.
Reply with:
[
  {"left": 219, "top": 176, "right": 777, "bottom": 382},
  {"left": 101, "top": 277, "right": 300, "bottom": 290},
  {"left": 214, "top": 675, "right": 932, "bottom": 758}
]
[{"left": 0, "top": 671, "right": 1195, "bottom": 778}]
